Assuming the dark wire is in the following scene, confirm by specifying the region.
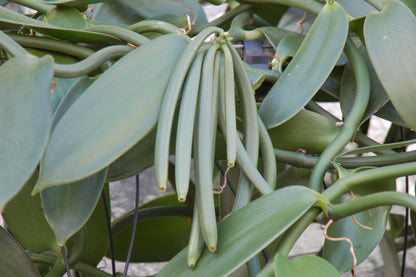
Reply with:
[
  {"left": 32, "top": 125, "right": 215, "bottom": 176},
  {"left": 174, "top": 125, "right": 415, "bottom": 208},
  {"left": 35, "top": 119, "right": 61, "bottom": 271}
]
[
  {"left": 123, "top": 174, "right": 140, "bottom": 277},
  {"left": 214, "top": 160, "right": 237, "bottom": 196},
  {"left": 400, "top": 127, "right": 409, "bottom": 277},
  {"left": 101, "top": 190, "right": 116, "bottom": 277},
  {"left": 61, "top": 245, "right": 72, "bottom": 277}
]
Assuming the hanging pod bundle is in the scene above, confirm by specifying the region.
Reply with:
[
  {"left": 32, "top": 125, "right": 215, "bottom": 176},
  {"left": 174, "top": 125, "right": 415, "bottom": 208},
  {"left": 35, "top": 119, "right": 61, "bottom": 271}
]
[{"left": 154, "top": 28, "right": 274, "bottom": 262}]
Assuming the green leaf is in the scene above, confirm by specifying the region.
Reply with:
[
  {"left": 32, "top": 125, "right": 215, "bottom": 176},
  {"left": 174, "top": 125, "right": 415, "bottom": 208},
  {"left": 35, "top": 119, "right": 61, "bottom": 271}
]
[
  {"left": 364, "top": 0, "right": 416, "bottom": 130},
  {"left": 110, "top": 206, "right": 193, "bottom": 262},
  {"left": 316, "top": 66, "right": 344, "bottom": 100},
  {"left": 2, "top": 170, "right": 58, "bottom": 253},
  {"left": 259, "top": 26, "right": 298, "bottom": 50},
  {"left": 252, "top": 4, "right": 288, "bottom": 26},
  {"left": 25, "top": 47, "right": 82, "bottom": 112},
  {"left": 379, "top": 232, "right": 401, "bottom": 277},
  {"left": 92, "top": 2, "right": 142, "bottom": 25},
  {"left": 106, "top": 129, "right": 157, "bottom": 181},
  {"left": 336, "top": 138, "right": 416, "bottom": 158},
  {"left": 107, "top": 110, "right": 179, "bottom": 182},
  {"left": 243, "top": 61, "right": 265, "bottom": 90},
  {"left": 44, "top": 6, "right": 88, "bottom": 30},
  {"left": 274, "top": 254, "right": 341, "bottom": 277},
  {"left": 259, "top": 2, "right": 349, "bottom": 128},
  {"left": 376, "top": 101, "right": 408, "bottom": 127},
  {"left": 340, "top": 46, "right": 388, "bottom": 123},
  {"left": 268, "top": 109, "right": 339, "bottom": 154},
  {"left": 0, "top": 227, "right": 40, "bottom": 277},
  {"left": 116, "top": 0, "right": 207, "bottom": 26},
  {"left": 0, "top": 55, "right": 53, "bottom": 209},
  {"left": 44, "top": 0, "right": 109, "bottom": 5},
  {"left": 400, "top": 0, "right": 416, "bottom": 15},
  {"left": 275, "top": 35, "right": 347, "bottom": 73},
  {"left": 40, "top": 168, "right": 107, "bottom": 244},
  {"left": 80, "top": 183, "right": 110, "bottom": 266},
  {"left": 276, "top": 167, "right": 311, "bottom": 189},
  {"left": 158, "top": 186, "right": 328, "bottom": 276},
  {"left": 337, "top": 0, "right": 376, "bottom": 18},
  {"left": 323, "top": 170, "right": 395, "bottom": 273},
  {"left": 34, "top": 34, "right": 189, "bottom": 191},
  {"left": 51, "top": 76, "right": 93, "bottom": 127},
  {"left": 389, "top": 213, "right": 405, "bottom": 239},
  {"left": 0, "top": 5, "right": 120, "bottom": 44}
]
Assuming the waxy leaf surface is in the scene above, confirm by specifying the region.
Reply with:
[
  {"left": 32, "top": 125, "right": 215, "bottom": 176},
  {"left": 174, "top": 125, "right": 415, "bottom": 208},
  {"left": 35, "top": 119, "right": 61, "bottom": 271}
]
[
  {"left": 158, "top": 186, "right": 328, "bottom": 276},
  {"left": 259, "top": 2, "right": 348, "bottom": 128},
  {"left": 35, "top": 34, "right": 188, "bottom": 191},
  {"left": 364, "top": 0, "right": 416, "bottom": 130},
  {"left": 274, "top": 254, "right": 340, "bottom": 277},
  {"left": 0, "top": 227, "right": 40, "bottom": 277},
  {"left": 0, "top": 55, "right": 53, "bottom": 209},
  {"left": 41, "top": 168, "right": 107, "bottom": 244}
]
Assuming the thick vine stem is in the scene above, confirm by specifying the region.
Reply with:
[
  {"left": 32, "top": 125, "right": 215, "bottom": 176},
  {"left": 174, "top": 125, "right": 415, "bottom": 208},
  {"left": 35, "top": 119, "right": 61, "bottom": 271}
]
[
  {"left": 328, "top": 192, "right": 416, "bottom": 220},
  {"left": 227, "top": 11, "right": 264, "bottom": 43},
  {"left": 274, "top": 161, "right": 416, "bottom": 257},
  {"left": 53, "top": 45, "right": 132, "bottom": 78},
  {"left": 323, "top": 161, "right": 416, "bottom": 201},
  {"left": 44, "top": 253, "right": 66, "bottom": 277},
  {"left": 274, "top": 148, "right": 416, "bottom": 169},
  {"left": 9, "top": 34, "right": 96, "bottom": 59},
  {"left": 309, "top": 38, "right": 370, "bottom": 192},
  {"left": 306, "top": 101, "right": 396, "bottom": 155},
  {"left": 129, "top": 20, "right": 179, "bottom": 34},
  {"left": 0, "top": 30, "right": 29, "bottom": 57},
  {"left": 83, "top": 25, "right": 151, "bottom": 47}
]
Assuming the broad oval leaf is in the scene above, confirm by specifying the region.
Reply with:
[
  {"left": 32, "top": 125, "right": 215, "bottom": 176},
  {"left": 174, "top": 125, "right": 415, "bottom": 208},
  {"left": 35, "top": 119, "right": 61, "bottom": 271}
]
[
  {"left": 92, "top": 2, "right": 142, "bottom": 25},
  {"left": 268, "top": 109, "right": 340, "bottom": 154},
  {"left": 40, "top": 168, "right": 107, "bottom": 244},
  {"left": 323, "top": 168, "right": 395, "bottom": 273},
  {"left": 2, "top": 171, "right": 58, "bottom": 253},
  {"left": 0, "top": 55, "right": 53, "bottom": 208},
  {"left": 324, "top": 207, "right": 390, "bottom": 273},
  {"left": 158, "top": 186, "right": 328, "bottom": 276},
  {"left": 44, "top": 6, "right": 88, "bottom": 30},
  {"left": 0, "top": 227, "right": 40, "bottom": 277},
  {"left": 51, "top": 76, "right": 94, "bottom": 128},
  {"left": 117, "top": 0, "right": 207, "bottom": 26},
  {"left": 35, "top": 34, "right": 189, "bottom": 191},
  {"left": 259, "top": 2, "right": 348, "bottom": 128},
  {"left": 274, "top": 254, "right": 340, "bottom": 277},
  {"left": 70, "top": 183, "right": 111, "bottom": 266},
  {"left": 364, "top": 0, "right": 416, "bottom": 130},
  {"left": 259, "top": 26, "right": 298, "bottom": 49}
]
